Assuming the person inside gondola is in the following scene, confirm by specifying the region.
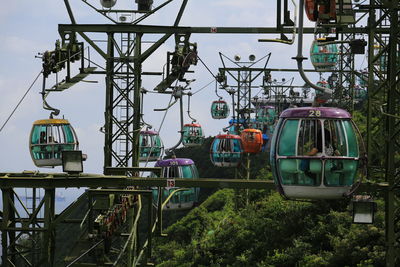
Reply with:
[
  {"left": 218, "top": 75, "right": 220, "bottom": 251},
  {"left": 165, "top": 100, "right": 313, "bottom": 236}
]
[
  {"left": 40, "top": 131, "right": 47, "bottom": 144},
  {"left": 39, "top": 131, "right": 47, "bottom": 159},
  {"left": 301, "top": 127, "right": 338, "bottom": 184},
  {"left": 248, "top": 132, "right": 255, "bottom": 142},
  {"left": 307, "top": 128, "right": 338, "bottom": 157},
  {"left": 47, "top": 135, "right": 60, "bottom": 159}
]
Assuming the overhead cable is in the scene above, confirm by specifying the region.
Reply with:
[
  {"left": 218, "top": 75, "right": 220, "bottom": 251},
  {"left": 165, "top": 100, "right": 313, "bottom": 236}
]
[{"left": 0, "top": 70, "right": 43, "bottom": 133}]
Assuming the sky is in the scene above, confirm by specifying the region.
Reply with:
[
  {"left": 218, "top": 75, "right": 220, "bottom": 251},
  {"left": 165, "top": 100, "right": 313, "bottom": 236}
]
[{"left": 0, "top": 0, "right": 366, "bottom": 175}]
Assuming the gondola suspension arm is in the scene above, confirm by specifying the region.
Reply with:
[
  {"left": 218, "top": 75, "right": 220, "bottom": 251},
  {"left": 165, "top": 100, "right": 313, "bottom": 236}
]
[
  {"left": 41, "top": 75, "right": 60, "bottom": 118},
  {"left": 164, "top": 87, "right": 185, "bottom": 157},
  {"left": 292, "top": 0, "right": 333, "bottom": 101},
  {"left": 186, "top": 93, "right": 197, "bottom": 123},
  {"left": 258, "top": 0, "right": 297, "bottom": 45}
]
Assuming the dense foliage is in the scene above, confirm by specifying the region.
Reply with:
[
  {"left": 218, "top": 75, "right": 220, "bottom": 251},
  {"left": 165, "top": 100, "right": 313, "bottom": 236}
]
[{"left": 153, "top": 188, "right": 385, "bottom": 266}]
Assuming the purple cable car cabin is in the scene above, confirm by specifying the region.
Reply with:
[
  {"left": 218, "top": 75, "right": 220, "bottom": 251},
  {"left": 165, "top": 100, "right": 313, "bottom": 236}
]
[{"left": 152, "top": 158, "right": 200, "bottom": 210}]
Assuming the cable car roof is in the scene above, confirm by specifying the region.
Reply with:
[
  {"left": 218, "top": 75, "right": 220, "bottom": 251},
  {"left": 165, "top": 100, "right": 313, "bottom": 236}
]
[
  {"left": 212, "top": 100, "right": 227, "bottom": 103},
  {"left": 184, "top": 123, "right": 201, "bottom": 127},
  {"left": 140, "top": 130, "right": 159, "bottom": 135},
  {"left": 280, "top": 107, "right": 351, "bottom": 119},
  {"left": 33, "top": 119, "right": 70, "bottom": 125},
  {"left": 155, "top": 158, "right": 194, "bottom": 167},
  {"left": 228, "top": 118, "right": 248, "bottom": 124},
  {"left": 260, "top": 105, "right": 275, "bottom": 109},
  {"left": 242, "top": 129, "right": 262, "bottom": 133},
  {"left": 216, "top": 133, "right": 241, "bottom": 139}
]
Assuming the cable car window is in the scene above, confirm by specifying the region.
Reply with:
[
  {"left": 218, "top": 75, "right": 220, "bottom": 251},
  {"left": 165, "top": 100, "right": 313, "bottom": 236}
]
[
  {"left": 181, "top": 165, "right": 192, "bottom": 178},
  {"left": 278, "top": 119, "right": 299, "bottom": 156},
  {"left": 31, "top": 125, "right": 48, "bottom": 160},
  {"left": 167, "top": 166, "right": 180, "bottom": 178},
  {"left": 32, "top": 125, "right": 47, "bottom": 144},
  {"left": 213, "top": 139, "right": 219, "bottom": 153},
  {"left": 49, "top": 126, "right": 57, "bottom": 143},
  {"left": 233, "top": 139, "right": 241, "bottom": 153},
  {"left": 343, "top": 120, "right": 359, "bottom": 157},
  {"left": 324, "top": 159, "right": 358, "bottom": 187},
  {"left": 162, "top": 167, "right": 168, "bottom": 178},
  {"left": 141, "top": 135, "right": 149, "bottom": 147},
  {"left": 324, "top": 120, "right": 359, "bottom": 187},
  {"left": 154, "top": 135, "right": 162, "bottom": 147},
  {"left": 63, "top": 125, "right": 75, "bottom": 143},
  {"left": 247, "top": 132, "right": 256, "bottom": 142},
  {"left": 220, "top": 139, "right": 231, "bottom": 152},
  {"left": 278, "top": 159, "right": 321, "bottom": 186},
  {"left": 297, "top": 119, "right": 322, "bottom": 156},
  {"left": 57, "top": 126, "right": 65, "bottom": 144},
  {"left": 191, "top": 165, "right": 199, "bottom": 178},
  {"left": 323, "top": 120, "right": 347, "bottom": 156}
]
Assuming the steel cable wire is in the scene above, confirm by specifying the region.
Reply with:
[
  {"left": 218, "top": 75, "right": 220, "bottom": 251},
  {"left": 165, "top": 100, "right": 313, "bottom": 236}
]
[{"left": 0, "top": 69, "right": 43, "bottom": 133}]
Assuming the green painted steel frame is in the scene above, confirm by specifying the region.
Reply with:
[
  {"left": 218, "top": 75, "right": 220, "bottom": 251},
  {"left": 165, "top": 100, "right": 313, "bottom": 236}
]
[
  {"left": 366, "top": 1, "right": 400, "bottom": 265},
  {"left": 1, "top": 188, "right": 55, "bottom": 267}
]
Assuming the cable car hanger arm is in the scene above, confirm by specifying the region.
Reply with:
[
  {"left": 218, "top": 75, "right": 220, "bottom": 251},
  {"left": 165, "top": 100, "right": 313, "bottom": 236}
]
[
  {"left": 186, "top": 93, "right": 197, "bottom": 123},
  {"left": 258, "top": 0, "right": 297, "bottom": 45},
  {"left": 41, "top": 76, "right": 60, "bottom": 118},
  {"left": 165, "top": 93, "right": 185, "bottom": 157},
  {"left": 292, "top": 0, "right": 333, "bottom": 97}
]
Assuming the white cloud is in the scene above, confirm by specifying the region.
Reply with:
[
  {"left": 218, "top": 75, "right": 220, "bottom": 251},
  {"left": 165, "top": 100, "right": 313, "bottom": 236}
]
[
  {"left": 211, "top": 0, "right": 265, "bottom": 8},
  {"left": 1, "top": 36, "right": 48, "bottom": 55}
]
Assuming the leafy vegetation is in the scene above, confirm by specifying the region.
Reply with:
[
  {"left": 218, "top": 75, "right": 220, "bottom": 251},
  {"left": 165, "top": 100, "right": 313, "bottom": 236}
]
[
  {"left": 154, "top": 112, "right": 388, "bottom": 266},
  {"left": 152, "top": 186, "right": 385, "bottom": 266}
]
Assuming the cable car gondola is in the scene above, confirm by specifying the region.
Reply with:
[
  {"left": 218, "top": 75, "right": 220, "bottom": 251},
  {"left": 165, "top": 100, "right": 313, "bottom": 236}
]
[
  {"left": 139, "top": 130, "right": 164, "bottom": 162},
  {"left": 310, "top": 40, "right": 338, "bottom": 72},
  {"left": 240, "top": 129, "right": 263, "bottom": 154},
  {"left": 256, "top": 105, "right": 277, "bottom": 136},
  {"left": 305, "top": 0, "right": 336, "bottom": 22},
  {"left": 354, "top": 86, "right": 367, "bottom": 102},
  {"left": 211, "top": 100, "right": 230, "bottom": 119},
  {"left": 227, "top": 119, "right": 246, "bottom": 135},
  {"left": 270, "top": 107, "right": 364, "bottom": 200},
  {"left": 210, "top": 134, "right": 243, "bottom": 167},
  {"left": 256, "top": 106, "right": 276, "bottom": 124},
  {"left": 182, "top": 123, "right": 205, "bottom": 147},
  {"left": 29, "top": 119, "right": 79, "bottom": 167},
  {"left": 152, "top": 158, "right": 200, "bottom": 210},
  {"left": 315, "top": 80, "right": 331, "bottom": 104}
]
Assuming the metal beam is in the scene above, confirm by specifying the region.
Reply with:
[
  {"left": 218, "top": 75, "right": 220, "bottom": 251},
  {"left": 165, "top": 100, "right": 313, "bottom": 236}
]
[
  {"left": 58, "top": 24, "right": 377, "bottom": 35},
  {"left": 0, "top": 174, "right": 392, "bottom": 194},
  {"left": 0, "top": 176, "right": 275, "bottom": 189}
]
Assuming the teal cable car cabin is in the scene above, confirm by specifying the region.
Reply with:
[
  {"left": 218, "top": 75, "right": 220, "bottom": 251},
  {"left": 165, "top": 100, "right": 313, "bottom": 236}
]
[
  {"left": 211, "top": 100, "right": 230, "bottom": 119},
  {"left": 182, "top": 123, "right": 205, "bottom": 147},
  {"left": 152, "top": 158, "right": 200, "bottom": 210},
  {"left": 139, "top": 130, "right": 164, "bottom": 162},
  {"left": 210, "top": 134, "right": 243, "bottom": 167},
  {"left": 310, "top": 40, "right": 338, "bottom": 72},
  {"left": 270, "top": 107, "right": 364, "bottom": 199},
  {"left": 29, "top": 119, "right": 79, "bottom": 167}
]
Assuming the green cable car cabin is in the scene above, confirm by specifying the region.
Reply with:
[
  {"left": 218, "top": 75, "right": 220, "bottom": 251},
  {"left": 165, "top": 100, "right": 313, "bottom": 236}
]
[
  {"left": 182, "top": 123, "right": 205, "bottom": 147},
  {"left": 270, "top": 107, "right": 365, "bottom": 200},
  {"left": 211, "top": 100, "right": 230, "bottom": 119},
  {"left": 310, "top": 40, "right": 338, "bottom": 72},
  {"left": 139, "top": 130, "right": 164, "bottom": 162},
  {"left": 29, "top": 119, "right": 79, "bottom": 167}
]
